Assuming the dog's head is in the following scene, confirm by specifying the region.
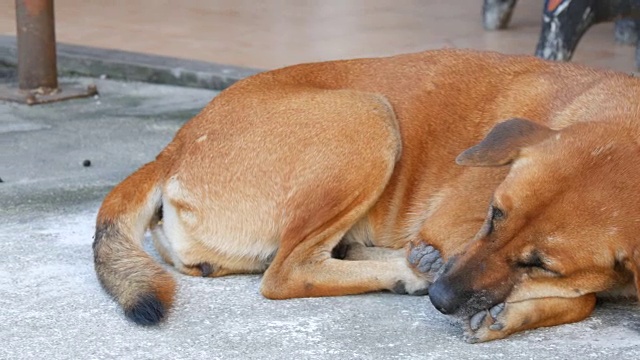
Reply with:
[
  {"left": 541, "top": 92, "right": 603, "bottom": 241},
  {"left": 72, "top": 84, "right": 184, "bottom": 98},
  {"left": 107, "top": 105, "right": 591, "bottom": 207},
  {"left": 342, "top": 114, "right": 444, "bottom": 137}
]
[{"left": 429, "top": 118, "right": 640, "bottom": 317}]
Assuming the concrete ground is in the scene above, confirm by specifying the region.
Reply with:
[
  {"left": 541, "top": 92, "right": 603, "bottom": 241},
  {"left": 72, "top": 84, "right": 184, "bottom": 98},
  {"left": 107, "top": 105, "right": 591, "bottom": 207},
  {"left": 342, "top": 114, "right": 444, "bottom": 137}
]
[{"left": 2, "top": 77, "right": 640, "bottom": 359}]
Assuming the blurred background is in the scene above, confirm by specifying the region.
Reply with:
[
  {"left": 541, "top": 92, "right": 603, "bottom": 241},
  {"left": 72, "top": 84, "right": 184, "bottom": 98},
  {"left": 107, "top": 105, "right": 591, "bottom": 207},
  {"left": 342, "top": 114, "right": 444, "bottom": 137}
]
[{"left": 0, "top": 0, "right": 636, "bottom": 71}]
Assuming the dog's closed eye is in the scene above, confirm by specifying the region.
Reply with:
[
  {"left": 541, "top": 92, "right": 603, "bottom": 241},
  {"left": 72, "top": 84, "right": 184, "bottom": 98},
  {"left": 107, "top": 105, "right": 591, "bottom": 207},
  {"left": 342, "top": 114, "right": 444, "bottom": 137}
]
[
  {"left": 516, "top": 251, "right": 562, "bottom": 276},
  {"left": 485, "top": 205, "right": 506, "bottom": 236},
  {"left": 516, "top": 254, "right": 545, "bottom": 269},
  {"left": 491, "top": 206, "right": 505, "bottom": 222}
]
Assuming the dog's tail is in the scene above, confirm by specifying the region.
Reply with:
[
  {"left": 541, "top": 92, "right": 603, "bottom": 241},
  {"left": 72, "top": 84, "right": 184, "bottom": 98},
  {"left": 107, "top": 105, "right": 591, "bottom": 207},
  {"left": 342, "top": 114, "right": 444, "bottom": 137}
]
[{"left": 93, "top": 160, "right": 175, "bottom": 325}]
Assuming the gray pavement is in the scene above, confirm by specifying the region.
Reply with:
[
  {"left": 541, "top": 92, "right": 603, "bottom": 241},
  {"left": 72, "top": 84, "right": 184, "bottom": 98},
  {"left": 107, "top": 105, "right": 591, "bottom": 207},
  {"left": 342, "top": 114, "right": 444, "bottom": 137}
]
[{"left": 1, "top": 77, "right": 640, "bottom": 359}]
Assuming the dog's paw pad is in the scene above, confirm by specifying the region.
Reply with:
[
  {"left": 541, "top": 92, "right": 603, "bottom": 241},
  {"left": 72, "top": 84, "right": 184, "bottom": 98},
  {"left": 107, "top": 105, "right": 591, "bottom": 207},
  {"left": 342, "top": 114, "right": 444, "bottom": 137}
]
[
  {"left": 392, "top": 280, "right": 408, "bottom": 295},
  {"left": 391, "top": 280, "right": 430, "bottom": 296},
  {"left": 184, "top": 262, "right": 217, "bottom": 277},
  {"left": 331, "top": 241, "right": 349, "bottom": 259},
  {"left": 408, "top": 242, "right": 443, "bottom": 275},
  {"left": 464, "top": 303, "right": 508, "bottom": 343},
  {"left": 469, "top": 310, "right": 488, "bottom": 331},
  {"left": 198, "top": 262, "right": 215, "bottom": 277}
]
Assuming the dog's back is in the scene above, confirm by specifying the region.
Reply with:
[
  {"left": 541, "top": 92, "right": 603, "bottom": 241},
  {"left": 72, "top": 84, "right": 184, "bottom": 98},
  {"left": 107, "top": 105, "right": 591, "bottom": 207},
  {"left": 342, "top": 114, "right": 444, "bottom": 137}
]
[{"left": 257, "top": 49, "right": 635, "bottom": 250}]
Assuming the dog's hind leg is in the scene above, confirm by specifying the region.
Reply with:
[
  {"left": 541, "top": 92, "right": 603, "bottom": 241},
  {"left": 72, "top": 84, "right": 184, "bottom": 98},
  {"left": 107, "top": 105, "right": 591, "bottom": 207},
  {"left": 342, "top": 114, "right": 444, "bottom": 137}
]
[
  {"left": 149, "top": 195, "right": 274, "bottom": 278},
  {"left": 261, "top": 207, "right": 432, "bottom": 298},
  {"left": 259, "top": 91, "right": 430, "bottom": 299},
  {"left": 260, "top": 173, "right": 429, "bottom": 298}
]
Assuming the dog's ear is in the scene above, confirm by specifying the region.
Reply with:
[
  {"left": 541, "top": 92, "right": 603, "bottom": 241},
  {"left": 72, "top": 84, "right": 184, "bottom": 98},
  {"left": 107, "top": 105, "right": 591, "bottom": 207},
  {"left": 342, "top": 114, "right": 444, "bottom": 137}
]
[{"left": 456, "top": 118, "right": 556, "bottom": 167}]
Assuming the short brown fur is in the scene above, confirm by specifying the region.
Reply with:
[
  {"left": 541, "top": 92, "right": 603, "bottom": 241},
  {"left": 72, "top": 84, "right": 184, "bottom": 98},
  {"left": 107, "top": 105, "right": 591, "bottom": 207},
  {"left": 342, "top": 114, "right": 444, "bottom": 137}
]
[{"left": 94, "top": 49, "right": 640, "bottom": 340}]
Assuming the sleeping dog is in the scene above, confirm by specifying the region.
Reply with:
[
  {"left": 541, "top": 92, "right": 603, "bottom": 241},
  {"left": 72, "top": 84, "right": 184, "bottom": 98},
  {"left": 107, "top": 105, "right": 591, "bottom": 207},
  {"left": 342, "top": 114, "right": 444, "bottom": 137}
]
[{"left": 94, "top": 49, "right": 640, "bottom": 342}]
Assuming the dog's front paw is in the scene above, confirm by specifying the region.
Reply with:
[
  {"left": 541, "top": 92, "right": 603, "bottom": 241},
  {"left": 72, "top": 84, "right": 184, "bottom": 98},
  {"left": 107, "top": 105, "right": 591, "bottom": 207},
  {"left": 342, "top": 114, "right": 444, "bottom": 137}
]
[
  {"left": 464, "top": 303, "right": 515, "bottom": 343},
  {"left": 407, "top": 241, "right": 444, "bottom": 279},
  {"left": 463, "top": 295, "right": 596, "bottom": 343}
]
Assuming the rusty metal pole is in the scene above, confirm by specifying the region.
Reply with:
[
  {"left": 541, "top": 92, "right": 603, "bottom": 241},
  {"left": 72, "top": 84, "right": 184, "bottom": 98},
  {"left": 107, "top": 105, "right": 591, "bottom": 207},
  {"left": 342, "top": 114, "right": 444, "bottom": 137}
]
[
  {"left": 0, "top": 0, "right": 97, "bottom": 104},
  {"left": 16, "top": 0, "right": 58, "bottom": 92}
]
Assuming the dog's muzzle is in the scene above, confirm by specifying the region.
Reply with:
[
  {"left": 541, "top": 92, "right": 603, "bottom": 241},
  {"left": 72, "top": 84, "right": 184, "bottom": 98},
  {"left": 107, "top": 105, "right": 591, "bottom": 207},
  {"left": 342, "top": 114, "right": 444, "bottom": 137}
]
[{"left": 429, "top": 276, "right": 465, "bottom": 315}]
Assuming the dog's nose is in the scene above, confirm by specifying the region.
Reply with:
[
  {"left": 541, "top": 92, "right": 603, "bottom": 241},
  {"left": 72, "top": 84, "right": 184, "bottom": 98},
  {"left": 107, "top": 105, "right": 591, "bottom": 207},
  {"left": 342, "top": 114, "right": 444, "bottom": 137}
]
[{"left": 428, "top": 278, "right": 461, "bottom": 315}]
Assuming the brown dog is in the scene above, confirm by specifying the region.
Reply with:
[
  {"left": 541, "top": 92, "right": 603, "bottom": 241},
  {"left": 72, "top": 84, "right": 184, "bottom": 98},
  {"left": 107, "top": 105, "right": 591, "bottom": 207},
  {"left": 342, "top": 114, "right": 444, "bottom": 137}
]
[{"left": 93, "top": 49, "right": 640, "bottom": 342}]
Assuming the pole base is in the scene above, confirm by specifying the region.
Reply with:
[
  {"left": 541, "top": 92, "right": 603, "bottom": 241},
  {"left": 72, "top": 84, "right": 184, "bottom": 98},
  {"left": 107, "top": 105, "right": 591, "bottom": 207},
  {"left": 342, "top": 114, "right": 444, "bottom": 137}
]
[{"left": 0, "top": 81, "right": 97, "bottom": 105}]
